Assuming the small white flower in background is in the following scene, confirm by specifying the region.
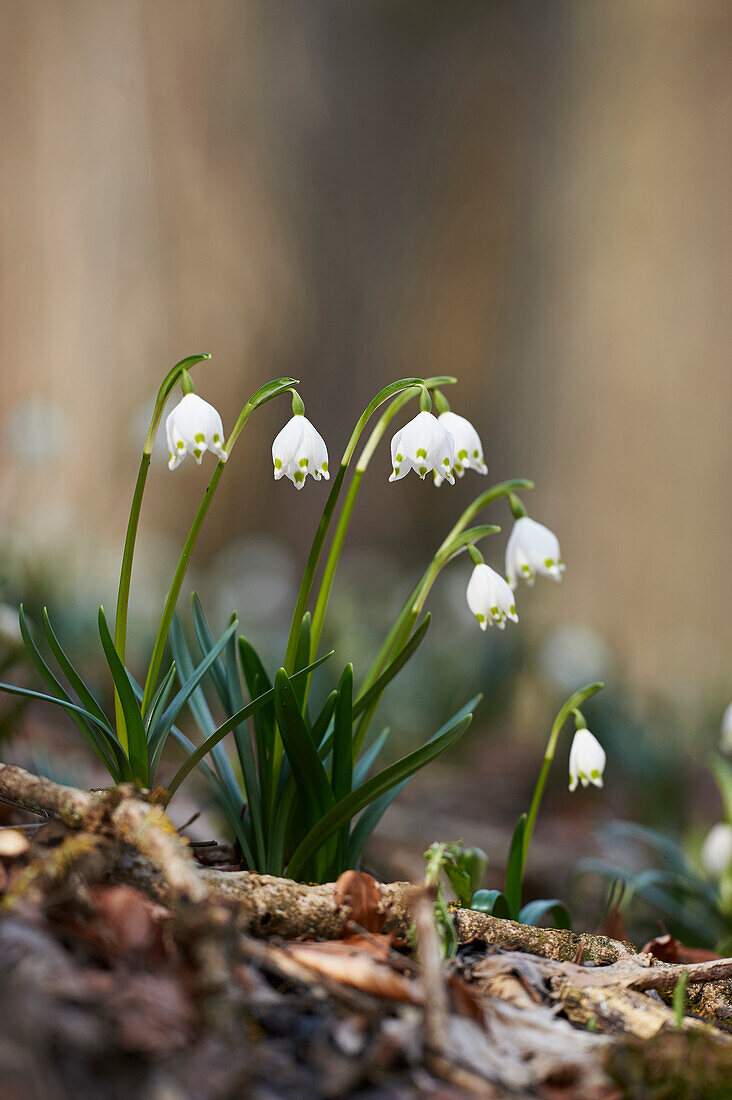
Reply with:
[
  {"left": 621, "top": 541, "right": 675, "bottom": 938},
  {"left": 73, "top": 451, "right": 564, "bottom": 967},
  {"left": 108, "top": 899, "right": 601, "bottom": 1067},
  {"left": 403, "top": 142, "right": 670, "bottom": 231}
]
[
  {"left": 433, "top": 411, "right": 487, "bottom": 485},
  {"left": 466, "top": 563, "right": 518, "bottom": 631},
  {"left": 166, "top": 393, "right": 227, "bottom": 470},
  {"left": 272, "top": 415, "right": 329, "bottom": 489},
  {"left": 721, "top": 703, "right": 732, "bottom": 753},
  {"left": 506, "top": 516, "right": 565, "bottom": 589},
  {"left": 389, "top": 411, "right": 456, "bottom": 484},
  {"left": 701, "top": 823, "right": 732, "bottom": 878},
  {"left": 568, "top": 729, "right": 606, "bottom": 791}
]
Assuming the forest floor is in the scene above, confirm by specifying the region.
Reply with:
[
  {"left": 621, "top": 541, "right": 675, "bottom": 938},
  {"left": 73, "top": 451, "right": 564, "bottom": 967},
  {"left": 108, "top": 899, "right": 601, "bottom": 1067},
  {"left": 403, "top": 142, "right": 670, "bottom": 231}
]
[{"left": 1, "top": 763, "right": 732, "bottom": 1100}]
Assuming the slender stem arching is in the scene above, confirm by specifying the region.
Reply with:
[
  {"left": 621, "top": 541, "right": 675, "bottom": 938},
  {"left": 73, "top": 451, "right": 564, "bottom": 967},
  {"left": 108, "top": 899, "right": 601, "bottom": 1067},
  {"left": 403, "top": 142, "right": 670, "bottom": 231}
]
[
  {"left": 140, "top": 376, "right": 298, "bottom": 715},
  {"left": 113, "top": 353, "right": 211, "bottom": 750},
  {"left": 305, "top": 375, "right": 458, "bottom": 670},
  {"left": 521, "top": 682, "right": 604, "bottom": 874},
  {"left": 357, "top": 479, "right": 532, "bottom": 697}
]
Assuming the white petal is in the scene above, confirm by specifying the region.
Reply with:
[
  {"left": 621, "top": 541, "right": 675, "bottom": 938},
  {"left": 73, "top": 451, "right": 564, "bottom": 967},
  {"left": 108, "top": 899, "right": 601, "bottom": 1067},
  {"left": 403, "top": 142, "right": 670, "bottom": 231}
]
[{"left": 438, "top": 411, "right": 487, "bottom": 475}]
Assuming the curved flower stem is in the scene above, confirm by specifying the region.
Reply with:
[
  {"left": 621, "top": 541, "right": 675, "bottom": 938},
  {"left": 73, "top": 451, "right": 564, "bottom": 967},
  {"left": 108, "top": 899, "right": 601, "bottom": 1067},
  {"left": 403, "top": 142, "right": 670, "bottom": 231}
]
[
  {"left": 113, "top": 354, "right": 211, "bottom": 752},
  {"left": 352, "top": 524, "right": 499, "bottom": 757},
  {"left": 357, "top": 479, "right": 533, "bottom": 699},
  {"left": 282, "top": 376, "right": 455, "bottom": 676},
  {"left": 521, "top": 682, "right": 604, "bottom": 875},
  {"left": 140, "top": 376, "right": 298, "bottom": 717}
]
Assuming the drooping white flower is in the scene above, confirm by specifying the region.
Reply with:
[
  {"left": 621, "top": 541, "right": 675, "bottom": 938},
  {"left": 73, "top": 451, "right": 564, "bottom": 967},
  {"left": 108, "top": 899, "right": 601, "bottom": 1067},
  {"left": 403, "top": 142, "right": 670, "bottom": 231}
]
[
  {"left": 721, "top": 703, "right": 732, "bottom": 753},
  {"left": 701, "top": 823, "right": 732, "bottom": 878},
  {"left": 505, "top": 516, "right": 565, "bottom": 589},
  {"left": 272, "top": 414, "right": 329, "bottom": 489},
  {"left": 166, "top": 393, "right": 227, "bottom": 470},
  {"left": 568, "top": 729, "right": 606, "bottom": 791},
  {"left": 389, "top": 410, "right": 456, "bottom": 485},
  {"left": 433, "top": 411, "right": 487, "bottom": 486},
  {"left": 466, "top": 563, "right": 518, "bottom": 631}
]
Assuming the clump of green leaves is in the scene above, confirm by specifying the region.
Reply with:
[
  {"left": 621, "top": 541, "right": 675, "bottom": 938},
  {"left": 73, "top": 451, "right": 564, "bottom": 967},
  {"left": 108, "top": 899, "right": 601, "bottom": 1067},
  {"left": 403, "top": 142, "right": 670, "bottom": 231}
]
[{"left": 423, "top": 840, "right": 489, "bottom": 957}]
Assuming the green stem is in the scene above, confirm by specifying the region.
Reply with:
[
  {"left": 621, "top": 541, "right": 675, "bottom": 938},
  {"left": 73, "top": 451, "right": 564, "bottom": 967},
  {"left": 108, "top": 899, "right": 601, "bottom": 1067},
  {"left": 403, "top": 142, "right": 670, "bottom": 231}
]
[
  {"left": 113, "top": 353, "right": 211, "bottom": 751},
  {"left": 521, "top": 682, "right": 604, "bottom": 873},
  {"left": 140, "top": 375, "right": 298, "bottom": 715}
]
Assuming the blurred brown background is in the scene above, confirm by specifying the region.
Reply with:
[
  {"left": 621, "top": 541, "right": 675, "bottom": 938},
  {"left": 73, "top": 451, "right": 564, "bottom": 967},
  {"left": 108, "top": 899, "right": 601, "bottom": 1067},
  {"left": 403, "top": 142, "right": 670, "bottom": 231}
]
[{"left": 0, "top": 1, "right": 730, "bottom": 885}]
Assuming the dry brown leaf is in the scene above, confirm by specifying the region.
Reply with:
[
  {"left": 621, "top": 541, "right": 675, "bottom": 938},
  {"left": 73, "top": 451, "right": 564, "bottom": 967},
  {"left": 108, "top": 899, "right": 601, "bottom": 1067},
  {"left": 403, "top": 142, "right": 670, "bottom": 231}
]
[
  {"left": 335, "top": 870, "right": 385, "bottom": 932},
  {"left": 285, "top": 941, "right": 422, "bottom": 1003},
  {"left": 641, "top": 933, "right": 722, "bottom": 964},
  {"left": 87, "top": 885, "right": 165, "bottom": 954}
]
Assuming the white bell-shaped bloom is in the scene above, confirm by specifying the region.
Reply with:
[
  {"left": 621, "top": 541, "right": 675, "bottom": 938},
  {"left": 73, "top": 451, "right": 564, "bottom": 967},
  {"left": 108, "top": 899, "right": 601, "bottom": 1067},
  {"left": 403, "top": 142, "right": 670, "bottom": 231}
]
[
  {"left": 721, "top": 703, "right": 732, "bottom": 753},
  {"left": 466, "top": 563, "right": 518, "bottom": 631},
  {"left": 505, "top": 516, "right": 565, "bottom": 589},
  {"left": 568, "top": 729, "right": 606, "bottom": 791},
  {"left": 434, "top": 411, "right": 487, "bottom": 486},
  {"left": 389, "top": 411, "right": 456, "bottom": 485},
  {"left": 272, "top": 414, "right": 329, "bottom": 489},
  {"left": 166, "top": 393, "right": 227, "bottom": 470},
  {"left": 701, "top": 823, "right": 732, "bottom": 878}
]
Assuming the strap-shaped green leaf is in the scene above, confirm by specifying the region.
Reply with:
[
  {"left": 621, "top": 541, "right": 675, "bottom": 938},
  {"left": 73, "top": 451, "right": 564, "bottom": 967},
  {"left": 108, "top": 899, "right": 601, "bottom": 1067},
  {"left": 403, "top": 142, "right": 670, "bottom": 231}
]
[
  {"left": 312, "top": 690, "right": 338, "bottom": 751},
  {"left": 503, "top": 813, "right": 526, "bottom": 920},
  {"left": 168, "top": 616, "right": 241, "bottom": 808},
  {"left": 190, "top": 594, "right": 234, "bottom": 712},
  {"left": 98, "top": 607, "right": 148, "bottom": 783},
  {"left": 292, "top": 612, "right": 312, "bottom": 709},
  {"left": 345, "top": 779, "right": 407, "bottom": 868},
  {"left": 39, "top": 607, "right": 129, "bottom": 779},
  {"left": 149, "top": 620, "right": 237, "bottom": 757},
  {"left": 331, "top": 665, "right": 354, "bottom": 871},
  {"left": 519, "top": 898, "right": 571, "bottom": 930},
  {"left": 18, "top": 606, "right": 121, "bottom": 780},
  {"left": 165, "top": 651, "right": 332, "bottom": 800},
  {"left": 222, "top": 624, "right": 266, "bottom": 868},
  {"left": 286, "top": 706, "right": 475, "bottom": 881},
  {"left": 353, "top": 727, "right": 390, "bottom": 786},
  {"left": 238, "top": 635, "right": 275, "bottom": 800},
  {"left": 353, "top": 615, "right": 430, "bottom": 719},
  {"left": 273, "top": 668, "right": 335, "bottom": 831},
  {"left": 145, "top": 662, "right": 177, "bottom": 735}
]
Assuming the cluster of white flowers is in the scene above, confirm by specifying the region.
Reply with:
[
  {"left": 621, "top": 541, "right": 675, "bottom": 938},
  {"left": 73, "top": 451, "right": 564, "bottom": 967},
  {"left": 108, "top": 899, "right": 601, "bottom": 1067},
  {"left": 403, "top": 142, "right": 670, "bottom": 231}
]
[{"left": 166, "top": 385, "right": 611, "bottom": 796}]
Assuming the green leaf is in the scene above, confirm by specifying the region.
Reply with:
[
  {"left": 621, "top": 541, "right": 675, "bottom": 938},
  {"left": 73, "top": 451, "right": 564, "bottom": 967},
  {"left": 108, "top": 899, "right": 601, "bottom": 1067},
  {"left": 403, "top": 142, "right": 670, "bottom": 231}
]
[
  {"left": 458, "top": 846, "right": 489, "bottom": 900},
  {"left": 519, "top": 898, "right": 571, "bottom": 930},
  {"left": 312, "top": 690, "right": 338, "bottom": 750},
  {"left": 710, "top": 756, "right": 732, "bottom": 826},
  {"left": 470, "top": 889, "right": 511, "bottom": 919},
  {"left": 169, "top": 615, "right": 241, "bottom": 808},
  {"left": 331, "top": 665, "right": 354, "bottom": 872},
  {"left": 238, "top": 636, "right": 275, "bottom": 802},
  {"left": 38, "top": 607, "right": 129, "bottom": 779},
  {"left": 18, "top": 606, "right": 121, "bottom": 780},
  {"left": 353, "top": 727, "right": 390, "bottom": 786},
  {"left": 190, "top": 594, "right": 234, "bottom": 712},
  {"left": 273, "top": 668, "right": 335, "bottom": 829},
  {"left": 165, "top": 651, "right": 332, "bottom": 801},
  {"left": 292, "top": 612, "right": 312, "bottom": 709},
  {"left": 353, "top": 615, "right": 430, "bottom": 719},
  {"left": 286, "top": 702, "right": 476, "bottom": 881},
  {"left": 0, "top": 680, "right": 124, "bottom": 780},
  {"left": 150, "top": 620, "right": 237, "bottom": 758},
  {"left": 444, "top": 863, "right": 473, "bottom": 907},
  {"left": 504, "top": 813, "right": 526, "bottom": 920},
  {"left": 345, "top": 780, "right": 407, "bottom": 868},
  {"left": 144, "top": 662, "right": 177, "bottom": 735},
  {"left": 98, "top": 607, "right": 148, "bottom": 783},
  {"left": 222, "top": 624, "right": 265, "bottom": 868}
]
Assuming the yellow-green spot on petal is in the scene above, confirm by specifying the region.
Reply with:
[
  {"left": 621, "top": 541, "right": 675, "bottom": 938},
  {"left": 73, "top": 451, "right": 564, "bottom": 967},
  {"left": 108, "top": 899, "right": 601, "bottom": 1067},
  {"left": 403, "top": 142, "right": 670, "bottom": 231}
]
[
  {"left": 591, "top": 769, "right": 600, "bottom": 780},
  {"left": 213, "top": 433, "right": 220, "bottom": 443},
  {"left": 177, "top": 440, "right": 185, "bottom": 450},
  {"left": 545, "top": 558, "right": 554, "bottom": 568},
  {"left": 322, "top": 461, "right": 328, "bottom": 472},
  {"left": 393, "top": 466, "right": 400, "bottom": 476},
  {"left": 418, "top": 466, "right": 427, "bottom": 476},
  {"left": 458, "top": 448, "right": 468, "bottom": 461},
  {"left": 396, "top": 453, "right": 403, "bottom": 462},
  {"left": 294, "top": 470, "right": 305, "bottom": 483},
  {"left": 476, "top": 613, "right": 485, "bottom": 623},
  {"left": 299, "top": 457, "right": 309, "bottom": 467},
  {"left": 473, "top": 449, "right": 479, "bottom": 458},
  {"left": 579, "top": 771, "right": 587, "bottom": 781},
  {"left": 416, "top": 448, "right": 427, "bottom": 459},
  {"left": 195, "top": 432, "right": 205, "bottom": 443},
  {"left": 510, "top": 605, "right": 516, "bottom": 615},
  {"left": 168, "top": 451, "right": 173, "bottom": 462},
  {"left": 274, "top": 458, "right": 282, "bottom": 470},
  {"left": 455, "top": 463, "right": 463, "bottom": 474},
  {"left": 521, "top": 564, "right": 531, "bottom": 573},
  {"left": 193, "top": 448, "right": 202, "bottom": 459},
  {"left": 491, "top": 606, "right": 499, "bottom": 615},
  {"left": 443, "top": 457, "right": 450, "bottom": 465}
]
